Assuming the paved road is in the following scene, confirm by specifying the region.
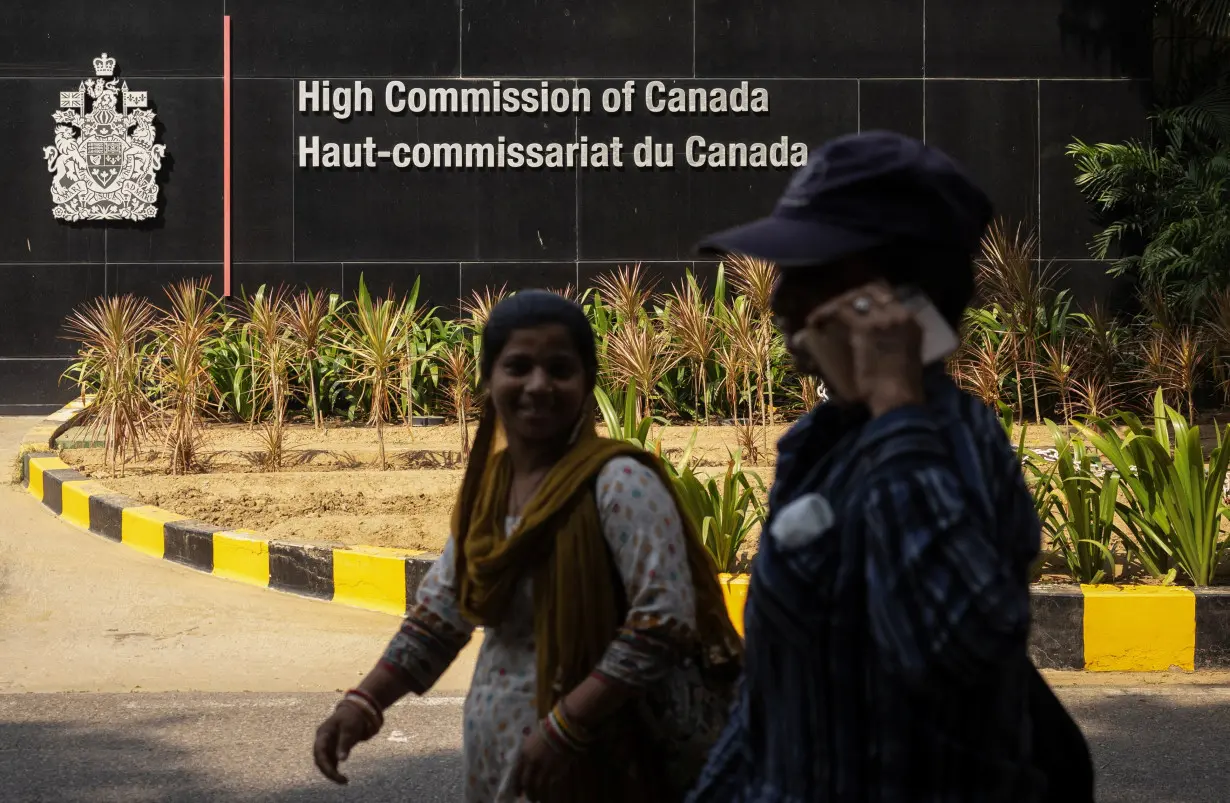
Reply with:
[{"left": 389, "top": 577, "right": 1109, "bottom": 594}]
[
  {"left": 6, "top": 684, "right": 1230, "bottom": 802},
  {"left": 5, "top": 416, "right": 1230, "bottom": 801}
]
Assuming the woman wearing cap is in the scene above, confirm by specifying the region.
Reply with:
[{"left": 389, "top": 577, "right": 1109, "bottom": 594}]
[
  {"left": 686, "top": 131, "right": 1092, "bottom": 802},
  {"left": 312, "top": 291, "right": 742, "bottom": 802}
]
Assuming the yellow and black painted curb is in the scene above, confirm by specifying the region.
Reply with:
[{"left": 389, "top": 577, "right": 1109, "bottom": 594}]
[
  {"left": 14, "top": 405, "right": 1228, "bottom": 671},
  {"left": 22, "top": 447, "right": 438, "bottom": 616}
]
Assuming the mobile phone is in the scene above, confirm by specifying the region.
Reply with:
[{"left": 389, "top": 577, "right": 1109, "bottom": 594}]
[
  {"left": 897, "top": 285, "right": 960, "bottom": 365},
  {"left": 789, "top": 286, "right": 959, "bottom": 370}
]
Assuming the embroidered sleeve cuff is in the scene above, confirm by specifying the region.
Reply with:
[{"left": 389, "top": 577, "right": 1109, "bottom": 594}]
[
  {"left": 380, "top": 614, "right": 470, "bottom": 694},
  {"left": 592, "top": 627, "right": 677, "bottom": 689}
]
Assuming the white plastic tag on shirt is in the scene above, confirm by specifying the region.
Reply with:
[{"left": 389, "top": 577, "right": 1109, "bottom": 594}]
[{"left": 769, "top": 492, "right": 836, "bottom": 550}]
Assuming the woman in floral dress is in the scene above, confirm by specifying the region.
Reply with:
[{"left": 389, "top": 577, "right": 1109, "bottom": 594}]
[{"left": 313, "top": 291, "right": 742, "bottom": 802}]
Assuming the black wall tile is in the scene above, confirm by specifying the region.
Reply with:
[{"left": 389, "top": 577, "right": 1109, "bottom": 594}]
[
  {"left": 103, "top": 79, "right": 223, "bottom": 263},
  {"left": 462, "top": 0, "right": 691, "bottom": 77},
  {"left": 232, "top": 263, "right": 344, "bottom": 298},
  {"left": 1059, "top": 261, "right": 1135, "bottom": 314},
  {"left": 294, "top": 80, "right": 576, "bottom": 262},
  {"left": 924, "top": 80, "right": 1039, "bottom": 230},
  {"left": 0, "top": 358, "right": 76, "bottom": 406},
  {"left": 1040, "top": 80, "right": 1150, "bottom": 260},
  {"left": 0, "top": 2, "right": 222, "bottom": 77},
  {"left": 926, "top": 0, "right": 1152, "bottom": 79},
  {"left": 0, "top": 0, "right": 1154, "bottom": 411},
  {"left": 462, "top": 263, "right": 578, "bottom": 302},
  {"left": 109, "top": 263, "right": 224, "bottom": 307},
  {"left": 0, "top": 80, "right": 106, "bottom": 263},
  {"left": 858, "top": 80, "right": 924, "bottom": 140},
  {"left": 696, "top": 0, "right": 924, "bottom": 78},
  {"left": 342, "top": 263, "right": 461, "bottom": 316},
  {"left": 0, "top": 264, "right": 106, "bottom": 356},
  {"left": 229, "top": 0, "right": 460, "bottom": 78},
  {"left": 578, "top": 79, "right": 857, "bottom": 261},
  {"left": 232, "top": 80, "right": 295, "bottom": 262}
]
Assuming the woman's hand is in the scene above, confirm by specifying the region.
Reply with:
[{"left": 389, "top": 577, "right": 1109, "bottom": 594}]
[
  {"left": 513, "top": 724, "right": 574, "bottom": 801},
  {"left": 313, "top": 700, "right": 379, "bottom": 785},
  {"left": 803, "top": 282, "right": 925, "bottom": 417}
]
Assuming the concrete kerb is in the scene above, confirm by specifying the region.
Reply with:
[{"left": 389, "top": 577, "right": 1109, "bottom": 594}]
[
  {"left": 15, "top": 404, "right": 438, "bottom": 619},
  {"left": 9, "top": 401, "right": 1222, "bottom": 671}
]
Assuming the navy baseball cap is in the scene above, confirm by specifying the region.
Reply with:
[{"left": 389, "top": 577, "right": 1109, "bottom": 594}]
[{"left": 696, "top": 130, "right": 994, "bottom": 267}]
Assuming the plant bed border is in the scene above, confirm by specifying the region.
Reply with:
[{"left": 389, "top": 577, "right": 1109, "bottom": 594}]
[{"left": 10, "top": 402, "right": 1221, "bottom": 672}]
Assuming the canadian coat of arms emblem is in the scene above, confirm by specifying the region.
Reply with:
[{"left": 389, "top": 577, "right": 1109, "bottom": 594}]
[{"left": 43, "top": 53, "right": 167, "bottom": 221}]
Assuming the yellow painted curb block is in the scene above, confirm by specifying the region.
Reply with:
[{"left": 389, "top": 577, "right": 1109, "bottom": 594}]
[
  {"left": 120, "top": 506, "right": 183, "bottom": 559},
  {"left": 213, "top": 530, "right": 271, "bottom": 587},
  {"left": 720, "top": 573, "right": 749, "bottom": 638},
  {"left": 333, "top": 547, "right": 422, "bottom": 616},
  {"left": 1082, "top": 584, "right": 1196, "bottom": 672},
  {"left": 59, "top": 480, "right": 113, "bottom": 530}
]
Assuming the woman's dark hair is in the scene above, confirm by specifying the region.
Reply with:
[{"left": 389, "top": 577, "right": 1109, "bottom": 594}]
[
  {"left": 868, "top": 240, "right": 976, "bottom": 330},
  {"left": 478, "top": 290, "right": 598, "bottom": 389}
]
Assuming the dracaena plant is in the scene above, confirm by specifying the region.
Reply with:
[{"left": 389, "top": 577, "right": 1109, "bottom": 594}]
[
  {"left": 330, "top": 275, "right": 407, "bottom": 470},
  {"left": 62, "top": 294, "right": 159, "bottom": 477},
  {"left": 660, "top": 271, "right": 717, "bottom": 423},
  {"left": 284, "top": 287, "right": 338, "bottom": 431},
  {"left": 1080, "top": 389, "right": 1230, "bottom": 586},
  {"left": 595, "top": 263, "right": 655, "bottom": 327},
  {"left": 976, "top": 219, "right": 1061, "bottom": 422},
  {"left": 243, "top": 284, "right": 293, "bottom": 469},
  {"left": 152, "top": 278, "right": 220, "bottom": 475},
  {"left": 726, "top": 254, "right": 779, "bottom": 425}
]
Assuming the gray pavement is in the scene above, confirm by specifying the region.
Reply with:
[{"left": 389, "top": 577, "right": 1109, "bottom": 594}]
[
  {"left": 5, "top": 415, "right": 1230, "bottom": 801},
  {"left": 5, "top": 686, "right": 1230, "bottom": 802},
  {"left": 0, "top": 693, "right": 465, "bottom": 803}
]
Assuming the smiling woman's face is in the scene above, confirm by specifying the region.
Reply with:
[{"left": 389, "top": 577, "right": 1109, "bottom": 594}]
[{"left": 487, "top": 323, "right": 589, "bottom": 444}]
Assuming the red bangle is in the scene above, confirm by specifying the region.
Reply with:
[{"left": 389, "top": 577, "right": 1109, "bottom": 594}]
[{"left": 346, "top": 687, "right": 383, "bottom": 713}]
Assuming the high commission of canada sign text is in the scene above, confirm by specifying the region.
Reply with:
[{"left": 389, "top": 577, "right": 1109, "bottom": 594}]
[{"left": 297, "top": 80, "right": 810, "bottom": 171}]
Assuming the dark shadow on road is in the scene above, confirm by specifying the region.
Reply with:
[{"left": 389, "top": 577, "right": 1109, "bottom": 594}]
[
  {"left": 1061, "top": 689, "right": 1230, "bottom": 803},
  {"left": 0, "top": 713, "right": 463, "bottom": 802},
  {"left": 5, "top": 689, "right": 1230, "bottom": 801}
]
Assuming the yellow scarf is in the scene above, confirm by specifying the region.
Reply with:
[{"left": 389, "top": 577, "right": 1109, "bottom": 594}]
[{"left": 452, "top": 422, "right": 742, "bottom": 800}]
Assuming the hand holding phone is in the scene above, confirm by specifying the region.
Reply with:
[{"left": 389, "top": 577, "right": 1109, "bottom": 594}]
[{"left": 791, "top": 283, "right": 951, "bottom": 416}]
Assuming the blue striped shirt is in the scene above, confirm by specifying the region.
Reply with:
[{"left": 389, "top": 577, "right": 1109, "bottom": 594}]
[{"left": 688, "top": 370, "right": 1044, "bottom": 802}]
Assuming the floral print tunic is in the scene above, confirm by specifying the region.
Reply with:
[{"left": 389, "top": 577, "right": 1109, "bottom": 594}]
[{"left": 381, "top": 456, "right": 698, "bottom": 802}]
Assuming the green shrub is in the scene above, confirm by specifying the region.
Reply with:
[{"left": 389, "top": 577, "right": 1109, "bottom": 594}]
[{"left": 1080, "top": 389, "right": 1230, "bottom": 586}]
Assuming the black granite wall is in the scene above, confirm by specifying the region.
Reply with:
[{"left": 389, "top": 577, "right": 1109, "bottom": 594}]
[{"left": 0, "top": 0, "right": 1151, "bottom": 411}]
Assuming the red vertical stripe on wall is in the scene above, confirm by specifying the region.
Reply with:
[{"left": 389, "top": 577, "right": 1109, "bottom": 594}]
[{"left": 223, "top": 15, "right": 232, "bottom": 296}]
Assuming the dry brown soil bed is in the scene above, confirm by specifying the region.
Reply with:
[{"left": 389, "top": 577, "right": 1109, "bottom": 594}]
[
  {"left": 60, "top": 420, "right": 1078, "bottom": 571},
  {"left": 62, "top": 422, "right": 794, "bottom": 553}
]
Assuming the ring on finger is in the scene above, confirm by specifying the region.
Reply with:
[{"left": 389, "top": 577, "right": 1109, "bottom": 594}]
[{"left": 852, "top": 296, "right": 872, "bottom": 315}]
